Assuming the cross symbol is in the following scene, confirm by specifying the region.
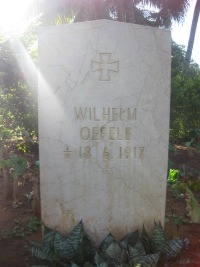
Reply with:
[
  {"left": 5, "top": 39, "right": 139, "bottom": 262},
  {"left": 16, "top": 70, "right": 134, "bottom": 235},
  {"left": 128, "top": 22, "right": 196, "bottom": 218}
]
[{"left": 91, "top": 53, "right": 119, "bottom": 81}]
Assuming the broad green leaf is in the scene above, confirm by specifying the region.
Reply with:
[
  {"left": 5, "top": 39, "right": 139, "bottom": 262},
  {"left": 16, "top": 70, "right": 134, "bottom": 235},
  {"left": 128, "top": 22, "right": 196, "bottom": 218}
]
[
  {"left": 94, "top": 253, "right": 109, "bottom": 267},
  {"left": 43, "top": 226, "right": 56, "bottom": 246},
  {"left": 94, "top": 252, "right": 105, "bottom": 266},
  {"left": 54, "top": 221, "right": 83, "bottom": 259},
  {"left": 168, "top": 169, "right": 180, "bottom": 183},
  {"left": 54, "top": 231, "right": 75, "bottom": 259},
  {"left": 9, "top": 155, "right": 27, "bottom": 176},
  {"left": 98, "top": 233, "right": 116, "bottom": 254},
  {"left": 68, "top": 221, "right": 84, "bottom": 245},
  {"left": 76, "top": 234, "right": 94, "bottom": 265},
  {"left": 140, "top": 226, "right": 153, "bottom": 254},
  {"left": 105, "top": 242, "right": 127, "bottom": 264},
  {"left": 106, "top": 242, "right": 121, "bottom": 259},
  {"left": 54, "top": 221, "right": 94, "bottom": 264},
  {"left": 160, "top": 239, "right": 184, "bottom": 260},
  {"left": 128, "top": 241, "right": 146, "bottom": 264},
  {"left": 28, "top": 244, "right": 54, "bottom": 261},
  {"left": 120, "top": 230, "right": 139, "bottom": 248},
  {"left": 151, "top": 222, "right": 167, "bottom": 252},
  {"left": 134, "top": 253, "right": 159, "bottom": 267},
  {"left": 28, "top": 226, "right": 56, "bottom": 260}
]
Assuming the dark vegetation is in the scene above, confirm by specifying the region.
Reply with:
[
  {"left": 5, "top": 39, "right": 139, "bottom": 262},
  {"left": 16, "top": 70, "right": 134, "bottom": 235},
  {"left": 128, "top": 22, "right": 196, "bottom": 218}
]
[{"left": 28, "top": 221, "right": 186, "bottom": 267}]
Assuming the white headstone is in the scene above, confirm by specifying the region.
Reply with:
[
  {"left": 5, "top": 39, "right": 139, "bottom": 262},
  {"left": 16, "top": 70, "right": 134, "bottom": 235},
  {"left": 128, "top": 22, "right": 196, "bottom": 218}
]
[{"left": 38, "top": 20, "right": 171, "bottom": 245}]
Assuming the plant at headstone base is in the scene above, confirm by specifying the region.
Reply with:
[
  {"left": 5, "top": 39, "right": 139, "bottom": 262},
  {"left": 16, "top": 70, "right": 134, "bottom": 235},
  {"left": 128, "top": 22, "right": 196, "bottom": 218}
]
[{"left": 28, "top": 221, "right": 186, "bottom": 267}]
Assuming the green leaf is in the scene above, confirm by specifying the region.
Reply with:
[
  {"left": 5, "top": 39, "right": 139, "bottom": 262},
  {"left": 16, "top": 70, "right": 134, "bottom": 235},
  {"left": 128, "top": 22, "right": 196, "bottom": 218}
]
[
  {"left": 54, "top": 231, "right": 74, "bottom": 259},
  {"left": 160, "top": 239, "right": 184, "bottom": 260},
  {"left": 28, "top": 226, "right": 56, "bottom": 261},
  {"left": 120, "top": 230, "right": 139, "bottom": 248},
  {"left": 94, "top": 252, "right": 109, "bottom": 267},
  {"left": 98, "top": 233, "right": 116, "bottom": 254},
  {"left": 151, "top": 222, "right": 167, "bottom": 252},
  {"left": 140, "top": 225, "right": 153, "bottom": 254},
  {"left": 106, "top": 242, "right": 121, "bottom": 259},
  {"left": 76, "top": 234, "right": 94, "bottom": 265},
  {"left": 105, "top": 242, "right": 127, "bottom": 264},
  {"left": 43, "top": 226, "right": 56, "bottom": 246},
  {"left": 9, "top": 155, "right": 27, "bottom": 176},
  {"left": 28, "top": 244, "right": 55, "bottom": 261},
  {"left": 134, "top": 253, "right": 159, "bottom": 267},
  {"left": 54, "top": 221, "right": 83, "bottom": 259},
  {"left": 54, "top": 221, "right": 94, "bottom": 264},
  {"left": 128, "top": 242, "right": 146, "bottom": 264},
  {"left": 168, "top": 169, "right": 180, "bottom": 183}
]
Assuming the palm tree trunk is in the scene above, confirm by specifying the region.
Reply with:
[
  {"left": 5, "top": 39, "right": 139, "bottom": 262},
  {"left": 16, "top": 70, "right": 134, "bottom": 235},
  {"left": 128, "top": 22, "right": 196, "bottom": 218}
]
[
  {"left": 124, "top": 0, "right": 136, "bottom": 23},
  {"left": 184, "top": 0, "right": 200, "bottom": 68},
  {"left": 114, "top": 0, "right": 126, "bottom": 22}
]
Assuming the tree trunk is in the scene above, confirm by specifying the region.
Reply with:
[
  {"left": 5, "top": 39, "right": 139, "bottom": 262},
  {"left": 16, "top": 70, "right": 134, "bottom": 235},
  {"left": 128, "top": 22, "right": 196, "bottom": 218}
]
[
  {"left": 32, "top": 175, "right": 41, "bottom": 219},
  {"left": 124, "top": 0, "right": 136, "bottom": 23},
  {"left": 114, "top": 0, "right": 126, "bottom": 22},
  {"left": 184, "top": 0, "right": 200, "bottom": 68},
  {"left": 3, "top": 169, "right": 13, "bottom": 201},
  {"left": 93, "top": 0, "right": 105, "bottom": 20},
  {"left": 13, "top": 176, "right": 19, "bottom": 203}
]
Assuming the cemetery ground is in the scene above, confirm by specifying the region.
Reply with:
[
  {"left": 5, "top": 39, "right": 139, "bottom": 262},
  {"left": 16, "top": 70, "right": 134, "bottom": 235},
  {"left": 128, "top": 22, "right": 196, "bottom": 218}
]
[{"left": 0, "top": 144, "right": 200, "bottom": 267}]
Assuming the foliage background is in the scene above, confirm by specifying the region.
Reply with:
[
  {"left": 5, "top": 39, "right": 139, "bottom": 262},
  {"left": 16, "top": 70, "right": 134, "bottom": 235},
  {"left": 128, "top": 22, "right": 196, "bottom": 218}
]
[
  {"left": 0, "top": 32, "right": 38, "bottom": 139},
  {"left": 170, "top": 42, "right": 200, "bottom": 141}
]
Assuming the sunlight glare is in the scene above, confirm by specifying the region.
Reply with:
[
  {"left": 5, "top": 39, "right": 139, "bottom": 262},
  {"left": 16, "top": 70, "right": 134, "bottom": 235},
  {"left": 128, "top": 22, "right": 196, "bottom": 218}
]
[{"left": 0, "top": 0, "right": 34, "bottom": 34}]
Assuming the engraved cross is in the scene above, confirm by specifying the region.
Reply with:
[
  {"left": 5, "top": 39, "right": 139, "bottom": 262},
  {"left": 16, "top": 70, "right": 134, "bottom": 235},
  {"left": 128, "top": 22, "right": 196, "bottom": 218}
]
[{"left": 91, "top": 53, "right": 119, "bottom": 81}]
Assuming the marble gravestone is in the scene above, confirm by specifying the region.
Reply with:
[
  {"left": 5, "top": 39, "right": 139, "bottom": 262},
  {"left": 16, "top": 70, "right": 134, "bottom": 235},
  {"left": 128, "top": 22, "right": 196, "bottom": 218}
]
[{"left": 38, "top": 20, "right": 171, "bottom": 245}]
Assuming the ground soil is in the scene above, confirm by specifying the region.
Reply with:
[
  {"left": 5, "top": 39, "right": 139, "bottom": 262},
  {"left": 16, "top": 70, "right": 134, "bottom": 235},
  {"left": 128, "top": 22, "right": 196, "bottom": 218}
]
[{"left": 0, "top": 145, "right": 200, "bottom": 267}]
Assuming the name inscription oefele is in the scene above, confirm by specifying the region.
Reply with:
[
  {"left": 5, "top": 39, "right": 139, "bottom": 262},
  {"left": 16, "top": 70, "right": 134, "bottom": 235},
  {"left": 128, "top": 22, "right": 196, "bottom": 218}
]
[{"left": 64, "top": 107, "right": 145, "bottom": 161}]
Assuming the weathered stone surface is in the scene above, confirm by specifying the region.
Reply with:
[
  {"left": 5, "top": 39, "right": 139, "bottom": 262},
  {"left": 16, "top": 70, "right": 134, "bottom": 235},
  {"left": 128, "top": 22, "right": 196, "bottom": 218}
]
[{"left": 38, "top": 20, "right": 171, "bottom": 245}]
